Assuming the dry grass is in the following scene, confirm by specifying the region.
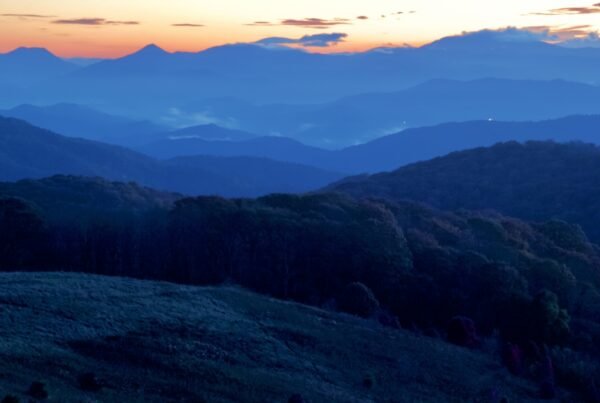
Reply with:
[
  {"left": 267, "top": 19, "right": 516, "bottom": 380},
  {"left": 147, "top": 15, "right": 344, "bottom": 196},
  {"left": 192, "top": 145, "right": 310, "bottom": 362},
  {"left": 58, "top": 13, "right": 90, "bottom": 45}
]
[{"left": 0, "top": 272, "right": 547, "bottom": 402}]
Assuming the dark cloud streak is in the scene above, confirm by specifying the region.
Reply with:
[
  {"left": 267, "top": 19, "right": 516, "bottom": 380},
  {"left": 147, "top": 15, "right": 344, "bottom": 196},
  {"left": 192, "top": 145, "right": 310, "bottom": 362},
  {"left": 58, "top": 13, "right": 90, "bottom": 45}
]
[
  {"left": 280, "top": 18, "right": 350, "bottom": 29},
  {"left": 172, "top": 23, "right": 204, "bottom": 27},
  {"left": 1, "top": 13, "right": 55, "bottom": 18},
  {"left": 246, "top": 18, "right": 350, "bottom": 29},
  {"left": 52, "top": 18, "right": 139, "bottom": 26}
]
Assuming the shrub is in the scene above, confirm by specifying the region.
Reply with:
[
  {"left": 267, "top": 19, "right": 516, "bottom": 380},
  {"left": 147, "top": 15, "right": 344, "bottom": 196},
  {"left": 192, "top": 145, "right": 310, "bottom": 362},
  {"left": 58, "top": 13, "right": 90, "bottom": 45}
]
[
  {"left": 1, "top": 395, "right": 19, "bottom": 403},
  {"left": 538, "top": 350, "right": 556, "bottom": 400},
  {"left": 27, "top": 381, "right": 48, "bottom": 400},
  {"left": 78, "top": 372, "right": 103, "bottom": 392},
  {"left": 551, "top": 347, "right": 600, "bottom": 402},
  {"left": 502, "top": 342, "right": 523, "bottom": 375},
  {"left": 447, "top": 316, "right": 480, "bottom": 348},
  {"left": 337, "top": 282, "right": 380, "bottom": 318},
  {"left": 362, "top": 373, "right": 376, "bottom": 389},
  {"left": 530, "top": 290, "right": 570, "bottom": 345},
  {"left": 288, "top": 394, "right": 305, "bottom": 403}
]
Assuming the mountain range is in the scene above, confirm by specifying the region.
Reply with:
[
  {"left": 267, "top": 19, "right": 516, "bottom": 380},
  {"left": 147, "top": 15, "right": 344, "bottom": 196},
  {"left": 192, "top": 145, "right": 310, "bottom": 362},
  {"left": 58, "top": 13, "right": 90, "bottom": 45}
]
[
  {"left": 0, "top": 116, "right": 341, "bottom": 197},
  {"left": 137, "top": 114, "right": 600, "bottom": 174},
  {"left": 3, "top": 28, "right": 600, "bottom": 128},
  {"left": 178, "top": 78, "right": 600, "bottom": 147}
]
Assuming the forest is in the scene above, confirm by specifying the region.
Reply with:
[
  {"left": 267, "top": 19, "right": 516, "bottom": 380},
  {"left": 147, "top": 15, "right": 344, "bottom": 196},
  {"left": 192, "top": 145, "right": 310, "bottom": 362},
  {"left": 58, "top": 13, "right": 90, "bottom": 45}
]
[{"left": 2, "top": 173, "right": 600, "bottom": 401}]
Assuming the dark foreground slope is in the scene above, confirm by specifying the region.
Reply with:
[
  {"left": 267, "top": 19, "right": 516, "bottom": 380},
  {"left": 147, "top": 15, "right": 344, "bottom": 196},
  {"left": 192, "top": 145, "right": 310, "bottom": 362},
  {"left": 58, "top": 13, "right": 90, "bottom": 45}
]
[
  {"left": 330, "top": 141, "right": 600, "bottom": 243},
  {"left": 0, "top": 272, "right": 543, "bottom": 403},
  {"left": 2, "top": 178, "right": 600, "bottom": 399}
]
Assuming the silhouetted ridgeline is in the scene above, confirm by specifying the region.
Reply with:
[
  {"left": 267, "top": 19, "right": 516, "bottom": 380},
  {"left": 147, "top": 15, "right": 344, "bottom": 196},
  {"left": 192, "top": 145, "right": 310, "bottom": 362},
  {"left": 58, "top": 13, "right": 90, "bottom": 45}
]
[
  {"left": 4, "top": 29, "right": 600, "bottom": 121},
  {"left": 1, "top": 174, "right": 600, "bottom": 400}
]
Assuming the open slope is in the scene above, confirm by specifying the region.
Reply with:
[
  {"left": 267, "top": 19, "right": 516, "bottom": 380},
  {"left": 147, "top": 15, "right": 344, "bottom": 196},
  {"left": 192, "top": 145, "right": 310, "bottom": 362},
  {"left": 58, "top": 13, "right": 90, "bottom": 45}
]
[{"left": 0, "top": 272, "right": 544, "bottom": 402}]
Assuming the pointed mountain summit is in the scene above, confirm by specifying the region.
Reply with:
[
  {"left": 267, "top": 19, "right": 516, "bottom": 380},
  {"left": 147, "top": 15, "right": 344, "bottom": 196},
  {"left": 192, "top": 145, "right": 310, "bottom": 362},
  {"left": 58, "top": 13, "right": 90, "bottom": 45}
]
[
  {"left": 132, "top": 43, "right": 169, "bottom": 57},
  {"left": 121, "top": 44, "right": 171, "bottom": 62},
  {"left": 76, "top": 43, "right": 175, "bottom": 75}
]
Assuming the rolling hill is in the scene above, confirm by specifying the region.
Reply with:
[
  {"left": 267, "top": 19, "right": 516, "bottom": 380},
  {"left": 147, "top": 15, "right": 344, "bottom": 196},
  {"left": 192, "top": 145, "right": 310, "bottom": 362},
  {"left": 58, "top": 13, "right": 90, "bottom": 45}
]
[
  {"left": 159, "top": 123, "right": 257, "bottom": 142},
  {"left": 330, "top": 141, "right": 600, "bottom": 242},
  {"left": 0, "top": 116, "right": 342, "bottom": 197},
  {"left": 0, "top": 175, "right": 180, "bottom": 224},
  {"left": 334, "top": 115, "right": 600, "bottom": 173},
  {"left": 138, "top": 115, "right": 600, "bottom": 175},
  {"left": 138, "top": 135, "right": 329, "bottom": 164},
  {"left": 0, "top": 272, "right": 548, "bottom": 402},
  {"left": 164, "top": 155, "right": 341, "bottom": 197},
  {"left": 0, "top": 103, "right": 166, "bottom": 146}
]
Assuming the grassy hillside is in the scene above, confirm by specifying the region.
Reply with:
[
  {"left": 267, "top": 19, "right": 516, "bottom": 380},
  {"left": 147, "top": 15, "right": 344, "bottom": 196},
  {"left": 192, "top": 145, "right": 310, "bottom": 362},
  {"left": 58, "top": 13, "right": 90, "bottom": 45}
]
[{"left": 0, "top": 272, "right": 545, "bottom": 402}]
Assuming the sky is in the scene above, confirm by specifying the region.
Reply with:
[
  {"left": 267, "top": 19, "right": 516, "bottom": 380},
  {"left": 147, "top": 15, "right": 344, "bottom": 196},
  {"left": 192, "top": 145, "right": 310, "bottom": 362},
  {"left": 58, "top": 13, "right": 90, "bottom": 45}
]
[{"left": 0, "top": 0, "right": 599, "bottom": 57}]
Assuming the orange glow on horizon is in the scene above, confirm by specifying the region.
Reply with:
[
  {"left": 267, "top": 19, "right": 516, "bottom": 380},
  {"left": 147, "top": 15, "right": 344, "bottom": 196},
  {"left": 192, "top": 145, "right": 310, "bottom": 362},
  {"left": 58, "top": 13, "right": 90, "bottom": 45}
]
[
  {"left": 0, "top": 0, "right": 598, "bottom": 58},
  {"left": 0, "top": 33, "right": 425, "bottom": 59}
]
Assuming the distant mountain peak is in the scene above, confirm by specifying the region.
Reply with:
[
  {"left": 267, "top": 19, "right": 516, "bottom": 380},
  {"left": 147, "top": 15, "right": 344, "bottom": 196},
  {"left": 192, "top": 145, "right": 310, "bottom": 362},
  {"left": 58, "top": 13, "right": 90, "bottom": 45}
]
[
  {"left": 134, "top": 44, "right": 168, "bottom": 55},
  {"left": 6, "top": 47, "right": 57, "bottom": 58}
]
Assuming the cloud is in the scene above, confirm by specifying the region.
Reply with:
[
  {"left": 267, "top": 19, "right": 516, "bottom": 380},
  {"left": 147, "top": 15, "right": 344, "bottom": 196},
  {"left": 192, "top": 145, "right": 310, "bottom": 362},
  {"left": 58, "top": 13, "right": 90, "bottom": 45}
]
[
  {"left": 357, "top": 16, "right": 369, "bottom": 20},
  {"left": 281, "top": 18, "right": 350, "bottom": 29},
  {"left": 162, "top": 107, "right": 238, "bottom": 129},
  {"left": 447, "top": 26, "right": 600, "bottom": 48},
  {"left": 245, "top": 21, "right": 274, "bottom": 26},
  {"left": 531, "top": 3, "right": 600, "bottom": 15},
  {"left": 524, "top": 24, "right": 595, "bottom": 40},
  {"left": 527, "top": 25, "right": 600, "bottom": 47},
  {"left": 519, "top": 24, "right": 600, "bottom": 45},
  {"left": 247, "top": 18, "right": 350, "bottom": 29},
  {"left": 172, "top": 23, "right": 204, "bottom": 27},
  {"left": 1, "top": 13, "right": 55, "bottom": 18},
  {"left": 52, "top": 18, "right": 139, "bottom": 26},
  {"left": 255, "top": 33, "right": 348, "bottom": 48},
  {"left": 442, "top": 27, "right": 556, "bottom": 44},
  {"left": 559, "top": 31, "right": 600, "bottom": 47}
]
